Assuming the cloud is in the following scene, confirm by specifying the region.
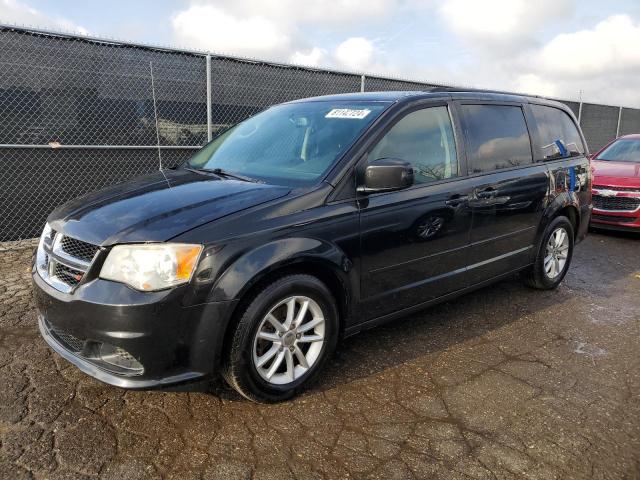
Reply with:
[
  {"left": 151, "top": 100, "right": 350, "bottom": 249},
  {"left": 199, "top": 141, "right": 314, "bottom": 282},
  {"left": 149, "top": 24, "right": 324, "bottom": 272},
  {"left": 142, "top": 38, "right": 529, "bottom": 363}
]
[
  {"left": 191, "top": 0, "right": 396, "bottom": 26},
  {"left": 171, "top": 1, "right": 389, "bottom": 70},
  {"left": 436, "top": 2, "right": 640, "bottom": 107},
  {"left": 513, "top": 74, "right": 558, "bottom": 98},
  {"left": 515, "top": 15, "right": 640, "bottom": 106},
  {"left": 172, "top": 4, "right": 291, "bottom": 58},
  {"left": 335, "top": 37, "right": 375, "bottom": 70},
  {"left": 0, "top": 0, "right": 88, "bottom": 34},
  {"left": 169, "top": 1, "right": 640, "bottom": 107},
  {"left": 439, "top": 0, "right": 573, "bottom": 51},
  {"left": 289, "top": 47, "right": 327, "bottom": 67},
  {"left": 534, "top": 15, "right": 640, "bottom": 77}
]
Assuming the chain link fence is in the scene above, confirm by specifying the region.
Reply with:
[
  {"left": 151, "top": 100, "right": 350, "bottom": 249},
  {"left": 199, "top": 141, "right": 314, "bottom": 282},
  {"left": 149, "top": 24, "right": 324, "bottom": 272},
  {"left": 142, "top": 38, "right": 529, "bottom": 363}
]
[
  {"left": 2, "top": 24, "right": 640, "bottom": 242},
  {"left": 620, "top": 108, "right": 640, "bottom": 136}
]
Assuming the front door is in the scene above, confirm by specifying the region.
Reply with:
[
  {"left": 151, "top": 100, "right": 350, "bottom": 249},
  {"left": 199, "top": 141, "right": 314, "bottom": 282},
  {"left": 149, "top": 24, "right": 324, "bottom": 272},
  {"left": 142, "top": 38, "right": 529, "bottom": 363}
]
[{"left": 358, "top": 104, "right": 473, "bottom": 321}]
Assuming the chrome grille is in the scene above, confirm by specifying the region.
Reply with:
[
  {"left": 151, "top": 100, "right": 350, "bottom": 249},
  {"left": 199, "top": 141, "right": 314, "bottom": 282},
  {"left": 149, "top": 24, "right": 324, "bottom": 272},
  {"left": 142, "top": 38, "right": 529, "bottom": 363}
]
[
  {"left": 37, "top": 252, "right": 49, "bottom": 273},
  {"left": 42, "top": 228, "right": 56, "bottom": 250},
  {"left": 60, "top": 236, "right": 100, "bottom": 263},
  {"left": 593, "top": 196, "right": 640, "bottom": 211},
  {"left": 36, "top": 227, "right": 100, "bottom": 293},
  {"left": 53, "top": 263, "right": 84, "bottom": 287},
  {"left": 593, "top": 185, "right": 640, "bottom": 192}
]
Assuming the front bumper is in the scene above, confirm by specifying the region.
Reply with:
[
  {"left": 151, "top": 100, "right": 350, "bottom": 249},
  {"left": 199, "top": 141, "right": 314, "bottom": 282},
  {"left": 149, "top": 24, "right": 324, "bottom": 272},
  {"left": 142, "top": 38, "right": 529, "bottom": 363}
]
[
  {"left": 590, "top": 188, "right": 640, "bottom": 231},
  {"left": 591, "top": 209, "right": 640, "bottom": 231},
  {"left": 33, "top": 270, "right": 237, "bottom": 389}
]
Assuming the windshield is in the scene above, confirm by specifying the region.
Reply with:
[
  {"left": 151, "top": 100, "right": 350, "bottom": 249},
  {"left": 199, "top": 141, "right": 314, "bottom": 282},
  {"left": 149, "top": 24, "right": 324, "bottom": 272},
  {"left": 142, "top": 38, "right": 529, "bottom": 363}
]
[
  {"left": 185, "top": 101, "right": 390, "bottom": 186},
  {"left": 596, "top": 138, "right": 640, "bottom": 162}
]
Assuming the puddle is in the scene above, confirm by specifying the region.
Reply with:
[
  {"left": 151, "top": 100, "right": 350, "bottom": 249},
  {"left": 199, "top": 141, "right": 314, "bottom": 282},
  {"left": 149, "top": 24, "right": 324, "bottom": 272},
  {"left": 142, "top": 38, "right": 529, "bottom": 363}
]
[{"left": 573, "top": 341, "right": 607, "bottom": 358}]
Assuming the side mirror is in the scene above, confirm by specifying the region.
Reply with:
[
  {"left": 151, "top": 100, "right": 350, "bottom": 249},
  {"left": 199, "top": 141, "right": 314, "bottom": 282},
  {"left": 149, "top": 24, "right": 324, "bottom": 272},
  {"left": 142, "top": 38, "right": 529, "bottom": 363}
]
[{"left": 357, "top": 158, "right": 414, "bottom": 194}]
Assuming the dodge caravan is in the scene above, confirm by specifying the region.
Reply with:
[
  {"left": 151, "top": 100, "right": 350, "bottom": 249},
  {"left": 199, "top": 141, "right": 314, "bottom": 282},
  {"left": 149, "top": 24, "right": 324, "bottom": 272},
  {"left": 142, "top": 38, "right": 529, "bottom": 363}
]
[{"left": 33, "top": 90, "right": 592, "bottom": 402}]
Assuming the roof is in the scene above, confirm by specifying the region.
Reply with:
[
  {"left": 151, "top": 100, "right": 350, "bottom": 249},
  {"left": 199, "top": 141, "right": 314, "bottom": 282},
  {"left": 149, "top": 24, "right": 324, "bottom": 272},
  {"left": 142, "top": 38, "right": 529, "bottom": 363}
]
[
  {"left": 289, "top": 88, "right": 567, "bottom": 109},
  {"left": 288, "top": 91, "right": 429, "bottom": 103}
]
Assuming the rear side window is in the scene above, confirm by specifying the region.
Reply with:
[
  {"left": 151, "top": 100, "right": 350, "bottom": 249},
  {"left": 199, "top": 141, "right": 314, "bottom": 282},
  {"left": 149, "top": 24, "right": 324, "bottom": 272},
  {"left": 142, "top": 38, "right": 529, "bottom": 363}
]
[
  {"left": 530, "top": 104, "right": 585, "bottom": 160},
  {"left": 462, "top": 105, "right": 533, "bottom": 174},
  {"left": 369, "top": 106, "right": 458, "bottom": 184}
]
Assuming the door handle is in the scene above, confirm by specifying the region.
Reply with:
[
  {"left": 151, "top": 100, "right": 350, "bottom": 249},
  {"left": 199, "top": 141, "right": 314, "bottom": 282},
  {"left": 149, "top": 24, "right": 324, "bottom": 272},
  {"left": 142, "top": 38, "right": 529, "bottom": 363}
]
[
  {"left": 475, "top": 188, "right": 498, "bottom": 199},
  {"left": 445, "top": 194, "right": 469, "bottom": 206}
]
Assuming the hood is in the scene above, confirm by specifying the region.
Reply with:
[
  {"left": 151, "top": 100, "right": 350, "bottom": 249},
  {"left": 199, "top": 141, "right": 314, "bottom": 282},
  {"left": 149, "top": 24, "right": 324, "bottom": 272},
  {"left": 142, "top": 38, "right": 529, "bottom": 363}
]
[
  {"left": 48, "top": 169, "right": 290, "bottom": 246},
  {"left": 592, "top": 160, "right": 640, "bottom": 188}
]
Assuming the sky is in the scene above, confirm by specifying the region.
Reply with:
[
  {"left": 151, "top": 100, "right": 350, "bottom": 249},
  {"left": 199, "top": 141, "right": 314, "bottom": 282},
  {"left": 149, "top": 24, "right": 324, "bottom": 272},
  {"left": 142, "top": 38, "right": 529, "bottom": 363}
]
[{"left": 2, "top": 0, "right": 640, "bottom": 107}]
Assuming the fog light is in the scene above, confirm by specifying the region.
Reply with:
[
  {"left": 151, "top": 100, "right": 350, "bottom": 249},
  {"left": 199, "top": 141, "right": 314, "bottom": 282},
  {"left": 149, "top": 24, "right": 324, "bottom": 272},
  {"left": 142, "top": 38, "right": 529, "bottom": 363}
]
[{"left": 99, "top": 343, "right": 144, "bottom": 374}]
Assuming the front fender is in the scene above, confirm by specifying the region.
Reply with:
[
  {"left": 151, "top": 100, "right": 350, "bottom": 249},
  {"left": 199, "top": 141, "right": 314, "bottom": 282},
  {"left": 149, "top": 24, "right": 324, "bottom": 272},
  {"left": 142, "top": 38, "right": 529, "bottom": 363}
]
[{"left": 209, "top": 237, "right": 352, "bottom": 303}]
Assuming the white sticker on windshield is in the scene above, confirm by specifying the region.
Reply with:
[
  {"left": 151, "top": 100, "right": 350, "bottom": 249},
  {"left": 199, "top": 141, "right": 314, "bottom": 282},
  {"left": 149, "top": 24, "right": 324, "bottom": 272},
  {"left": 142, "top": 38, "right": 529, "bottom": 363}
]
[{"left": 325, "top": 108, "right": 371, "bottom": 119}]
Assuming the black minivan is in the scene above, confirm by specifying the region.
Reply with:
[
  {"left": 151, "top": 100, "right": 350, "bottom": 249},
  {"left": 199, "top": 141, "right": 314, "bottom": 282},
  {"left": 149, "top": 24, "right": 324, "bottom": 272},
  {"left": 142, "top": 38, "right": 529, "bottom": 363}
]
[{"left": 33, "top": 90, "right": 592, "bottom": 402}]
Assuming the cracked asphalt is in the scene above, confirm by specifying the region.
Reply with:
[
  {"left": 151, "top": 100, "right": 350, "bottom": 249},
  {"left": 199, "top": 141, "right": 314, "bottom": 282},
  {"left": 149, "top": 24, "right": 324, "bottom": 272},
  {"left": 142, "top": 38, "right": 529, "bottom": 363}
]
[{"left": 1, "top": 231, "right": 639, "bottom": 479}]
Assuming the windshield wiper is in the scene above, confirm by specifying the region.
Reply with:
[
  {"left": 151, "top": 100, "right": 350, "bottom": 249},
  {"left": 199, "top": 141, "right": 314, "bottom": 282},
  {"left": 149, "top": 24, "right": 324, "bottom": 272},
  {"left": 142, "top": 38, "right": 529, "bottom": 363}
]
[{"left": 184, "top": 167, "right": 260, "bottom": 183}]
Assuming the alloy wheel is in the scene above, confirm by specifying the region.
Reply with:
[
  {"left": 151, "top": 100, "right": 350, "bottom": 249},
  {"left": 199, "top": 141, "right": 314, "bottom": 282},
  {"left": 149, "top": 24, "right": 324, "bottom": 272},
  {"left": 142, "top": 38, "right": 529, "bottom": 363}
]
[
  {"left": 252, "top": 296, "right": 325, "bottom": 385},
  {"left": 544, "top": 227, "right": 569, "bottom": 279}
]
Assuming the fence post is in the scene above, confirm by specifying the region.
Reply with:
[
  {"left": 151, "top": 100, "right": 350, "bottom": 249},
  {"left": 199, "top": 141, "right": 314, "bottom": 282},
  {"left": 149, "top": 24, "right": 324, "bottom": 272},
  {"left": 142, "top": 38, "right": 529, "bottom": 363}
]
[
  {"left": 577, "top": 101, "right": 583, "bottom": 125},
  {"left": 360, "top": 74, "right": 365, "bottom": 93},
  {"left": 206, "top": 54, "right": 212, "bottom": 142},
  {"left": 616, "top": 106, "right": 623, "bottom": 138}
]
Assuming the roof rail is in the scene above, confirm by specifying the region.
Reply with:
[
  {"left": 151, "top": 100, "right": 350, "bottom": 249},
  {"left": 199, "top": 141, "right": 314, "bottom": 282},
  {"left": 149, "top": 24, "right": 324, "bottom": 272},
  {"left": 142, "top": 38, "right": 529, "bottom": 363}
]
[
  {"left": 426, "top": 86, "right": 549, "bottom": 100},
  {"left": 427, "top": 86, "right": 514, "bottom": 95}
]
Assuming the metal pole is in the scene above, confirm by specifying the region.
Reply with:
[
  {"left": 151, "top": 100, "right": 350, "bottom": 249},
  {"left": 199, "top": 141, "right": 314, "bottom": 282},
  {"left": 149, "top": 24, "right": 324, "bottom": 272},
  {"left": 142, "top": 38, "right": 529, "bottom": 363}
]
[
  {"left": 206, "top": 54, "right": 212, "bottom": 142},
  {"left": 577, "top": 102, "right": 583, "bottom": 125},
  {"left": 149, "top": 61, "right": 163, "bottom": 170},
  {"left": 616, "top": 106, "right": 623, "bottom": 138},
  {"left": 360, "top": 74, "right": 365, "bottom": 93},
  {"left": 577, "top": 90, "right": 583, "bottom": 125}
]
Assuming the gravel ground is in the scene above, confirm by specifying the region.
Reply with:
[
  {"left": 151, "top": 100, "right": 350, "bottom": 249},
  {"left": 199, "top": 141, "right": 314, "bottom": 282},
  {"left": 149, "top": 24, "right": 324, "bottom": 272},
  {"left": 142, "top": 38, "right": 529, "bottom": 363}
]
[{"left": 0, "top": 231, "right": 639, "bottom": 479}]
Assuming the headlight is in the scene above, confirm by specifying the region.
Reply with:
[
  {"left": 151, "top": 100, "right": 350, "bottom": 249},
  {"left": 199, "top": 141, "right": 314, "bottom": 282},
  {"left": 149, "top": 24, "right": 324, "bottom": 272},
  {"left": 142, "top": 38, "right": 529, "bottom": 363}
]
[{"left": 100, "top": 243, "right": 203, "bottom": 291}]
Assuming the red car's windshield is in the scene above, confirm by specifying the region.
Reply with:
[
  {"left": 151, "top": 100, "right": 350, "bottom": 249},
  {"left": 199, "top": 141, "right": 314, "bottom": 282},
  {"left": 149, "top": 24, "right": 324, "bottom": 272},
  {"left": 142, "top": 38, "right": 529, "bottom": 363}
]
[{"left": 596, "top": 138, "right": 640, "bottom": 162}]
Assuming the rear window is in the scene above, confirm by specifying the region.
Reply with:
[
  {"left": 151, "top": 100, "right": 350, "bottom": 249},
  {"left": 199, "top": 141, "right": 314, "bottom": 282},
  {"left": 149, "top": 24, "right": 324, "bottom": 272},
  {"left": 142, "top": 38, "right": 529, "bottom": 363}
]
[
  {"left": 530, "top": 104, "right": 585, "bottom": 160},
  {"left": 462, "top": 104, "right": 533, "bottom": 174}
]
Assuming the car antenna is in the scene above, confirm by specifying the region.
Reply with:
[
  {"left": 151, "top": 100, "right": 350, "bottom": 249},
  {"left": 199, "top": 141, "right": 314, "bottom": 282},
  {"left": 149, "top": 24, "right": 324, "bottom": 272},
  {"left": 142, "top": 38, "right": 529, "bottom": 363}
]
[{"left": 150, "top": 61, "right": 170, "bottom": 185}]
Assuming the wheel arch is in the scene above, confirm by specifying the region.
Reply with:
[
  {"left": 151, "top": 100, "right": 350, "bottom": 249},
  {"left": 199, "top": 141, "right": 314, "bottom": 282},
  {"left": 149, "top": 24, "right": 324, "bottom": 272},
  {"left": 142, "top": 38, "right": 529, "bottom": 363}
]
[
  {"left": 531, "top": 194, "right": 580, "bottom": 262},
  {"left": 211, "top": 237, "right": 354, "bottom": 356},
  {"left": 557, "top": 204, "right": 579, "bottom": 237}
]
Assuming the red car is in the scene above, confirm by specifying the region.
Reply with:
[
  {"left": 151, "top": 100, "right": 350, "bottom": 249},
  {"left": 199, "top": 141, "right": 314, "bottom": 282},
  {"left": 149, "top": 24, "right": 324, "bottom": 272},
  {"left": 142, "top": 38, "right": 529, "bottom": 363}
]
[{"left": 590, "top": 134, "right": 640, "bottom": 231}]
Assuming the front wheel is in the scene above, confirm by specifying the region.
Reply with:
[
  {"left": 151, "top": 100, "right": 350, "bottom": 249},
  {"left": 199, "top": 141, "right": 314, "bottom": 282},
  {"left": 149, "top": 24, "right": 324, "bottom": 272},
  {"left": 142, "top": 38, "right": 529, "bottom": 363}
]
[
  {"left": 222, "top": 274, "right": 338, "bottom": 403},
  {"left": 521, "top": 215, "right": 574, "bottom": 290}
]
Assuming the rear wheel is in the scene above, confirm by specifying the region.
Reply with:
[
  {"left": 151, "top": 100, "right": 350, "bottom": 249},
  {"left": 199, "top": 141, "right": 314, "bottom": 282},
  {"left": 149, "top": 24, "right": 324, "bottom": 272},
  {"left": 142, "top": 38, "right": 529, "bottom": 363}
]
[
  {"left": 521, "top": 216, "right": 574, "bottom": 290},
  {"left": 222, "top": 274, "right": 338, "bottom": 403}
]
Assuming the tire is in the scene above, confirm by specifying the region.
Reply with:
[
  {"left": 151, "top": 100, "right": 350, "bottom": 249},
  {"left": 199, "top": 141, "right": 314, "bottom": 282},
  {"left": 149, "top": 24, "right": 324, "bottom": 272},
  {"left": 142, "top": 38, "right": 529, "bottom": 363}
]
[
  {"left": 222, "top": 274, "right": 338, "bottom": 403},
  {"left": 521, "top": 215, "right": 574, "bottom": 290}
]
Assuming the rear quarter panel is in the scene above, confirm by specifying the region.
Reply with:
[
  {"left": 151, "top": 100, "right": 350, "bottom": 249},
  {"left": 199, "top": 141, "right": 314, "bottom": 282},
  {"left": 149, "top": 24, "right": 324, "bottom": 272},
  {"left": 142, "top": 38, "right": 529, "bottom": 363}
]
[
  {"left": 523, "top": 101, "right": 592, "bottom": 247},
  {"left": 540, "top": 156, "right": 592, "bottom": 246}
]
